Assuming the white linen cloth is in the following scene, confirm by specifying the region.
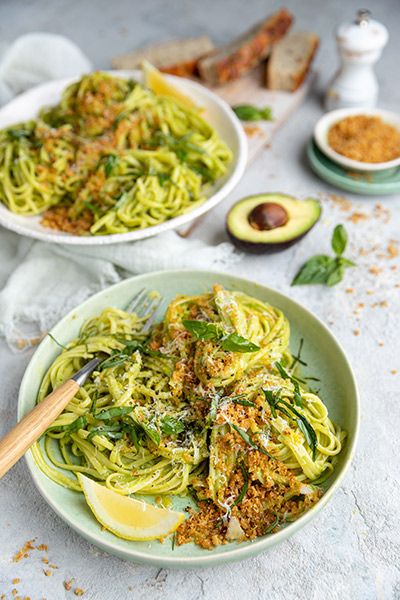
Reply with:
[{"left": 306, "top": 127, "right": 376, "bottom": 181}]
[
  {"left": 0, "top": 34, "right": 241, "bottom": 348},
  {"left": 0, "top": 230, "right": 241, "bottom": 349}
]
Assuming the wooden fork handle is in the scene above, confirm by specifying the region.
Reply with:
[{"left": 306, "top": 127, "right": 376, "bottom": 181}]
[{"left": 0, "top": 379, "right": 79, "bottom": 479}]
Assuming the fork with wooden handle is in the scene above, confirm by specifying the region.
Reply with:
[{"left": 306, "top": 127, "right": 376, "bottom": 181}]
[
  {"left": 0, "top": 288, "right": 161, "bottom": 479},
  {"left": 0, "top": 357, "right": 101, "bottom": 479}
]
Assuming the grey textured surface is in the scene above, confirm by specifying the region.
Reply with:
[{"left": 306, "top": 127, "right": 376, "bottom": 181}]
[{"left": 0, "top": 1, "right": 400, "bottom": 599}]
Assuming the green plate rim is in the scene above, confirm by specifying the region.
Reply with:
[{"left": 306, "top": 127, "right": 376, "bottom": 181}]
[
  {"left": 307, "top": 139, "right": 400, "bottom": 195},
  {"left": 18, "top": 269, "right": 360, "bottom": 568}
]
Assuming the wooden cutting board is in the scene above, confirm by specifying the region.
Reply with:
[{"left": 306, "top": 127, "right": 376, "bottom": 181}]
[
  {"left": 210, "top": 65, "right": 314, "bottom": 163},
  {"left": 177, "top": 67, "right": 314, "bottom": 235}
]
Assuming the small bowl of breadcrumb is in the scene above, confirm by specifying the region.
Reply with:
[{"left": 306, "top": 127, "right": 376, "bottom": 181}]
[{"left": 314, "top": 107, "right": 400, "bottom": 173}]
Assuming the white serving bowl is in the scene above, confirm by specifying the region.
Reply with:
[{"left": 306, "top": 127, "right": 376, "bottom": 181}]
[
  {"left": 314, "top": 107, "right": 400, "bottom": 173},
  {"left": 0, "top": 71, "right": 247, "bottom": 245}
]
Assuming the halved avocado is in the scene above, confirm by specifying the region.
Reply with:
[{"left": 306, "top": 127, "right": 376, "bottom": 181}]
[{"left": 226, "top": 193, "right": 321, "bottom": 253}]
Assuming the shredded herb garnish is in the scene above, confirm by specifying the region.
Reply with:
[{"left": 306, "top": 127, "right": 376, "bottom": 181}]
[
  {"left": 291, "top": 338, "right": 307, "bottom": 369},
  {"left": 46, "top": 415, "right": 87, "bottom": 434},
  {"left": 275, "top": 361, "right": 303, "bottom": 407},
  {"left": 229, "top": 423, "right": 275, "bottom": 460},
  {"left": 232, "top": 464, "right": 249, "bottom": 506},
  {"left": 47, "top": 332, "right": 68, "bottom": 350},
  {"left": 263, "top": 389, "right": 318, "bottom": 460},
  {"left": 264, "top": 516, "right": 279, "bottom": 534}
]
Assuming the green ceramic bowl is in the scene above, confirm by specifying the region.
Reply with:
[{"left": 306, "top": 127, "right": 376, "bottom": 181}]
[{"left": 18, "top": 270, "right": 359, "bottom": 568}]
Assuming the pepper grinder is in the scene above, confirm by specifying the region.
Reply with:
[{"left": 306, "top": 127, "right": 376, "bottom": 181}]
[{"left": 325, "top": 9, "right": 388, "bottom": 110}]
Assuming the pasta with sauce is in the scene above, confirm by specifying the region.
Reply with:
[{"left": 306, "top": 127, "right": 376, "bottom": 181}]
[
  {"left": 32, "top": 285, "right": 345, "bottom": 548},
  {"left": 0, "top": 72, "right": 232, "bottom": 235}
]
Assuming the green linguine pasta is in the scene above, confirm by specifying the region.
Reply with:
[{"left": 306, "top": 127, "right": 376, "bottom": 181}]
[
  {"left": 0, "top": 72, "right": 232, "bottom": 235},
  {"left": 32, "top": 286, "right": 345, "bottom": 547}
]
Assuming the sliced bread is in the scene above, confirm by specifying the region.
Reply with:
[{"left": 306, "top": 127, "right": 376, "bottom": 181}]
[
  {"left": 112, "top": 37, "right": 214, "bottom": 77},
  {"left": 266, "top": 31, "right": 319, "bottom": 92},
  {"left": 197, "top": 8, "right": 293, "bottom": 85}
]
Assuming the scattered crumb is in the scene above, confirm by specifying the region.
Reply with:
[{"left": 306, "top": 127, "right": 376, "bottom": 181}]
[
  {"left": 326, "top": 193, "right": 352, "bottom": 211},
  {"left": 371, "top": 300, "right": 389, "bottom": 308},
  {"left": 41, "top": 558, "right": 49, "bottom": 564},
  {"left": 37, "top": 544, "right": 48, "bottom": 552},
  {"left": 244, "top": 125, "right": 262, "bottom": 138},
  {"left": 353, "top": 329, "right": 360, "bottom": 336},
  {"left": 12, "top": 539, "right": 36, "bottom": 562},
  {"left": 49, "top": 563, "right": 58, "bottom": 569},
  {"left": 11, "top": 591, "right": 18, "bottom": 598},
  {"left": 391, "top": 369, "right": 397, "bottom": 375},
  {"left": 373, "top": 203, "right": 391, "bottom": 223},
  {"left": 348, "top": 211, "right": 368, "bottom": 223},
  {"left": 369, "top": 265, "right": 382, "bottom": 276},
  {"left": 12, "top": 579, "right": 21, "bottom": 585},
  {"left": 366, "top": 290, "right": 375, "bottom": 295},
  {"left": 64, "top": 580, "right": 73, "bottom": 591},
  {"left": 378, "top": 341, "right": 384, "bottom": 347},
  {"left": 387, "top": 241, "right": 399, "bottom": 258},
  {"left": 43, "top": 569, "right": 52, "bottom": 577},
  {"left": 74, "top": 589, "right": 85, "bottom": 597},
  {"left": 346, "top": 288, "right": 353, "bottom": 294}
]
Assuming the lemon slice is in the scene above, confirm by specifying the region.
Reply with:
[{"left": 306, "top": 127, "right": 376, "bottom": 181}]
[
  {"left": 78, "top": 474, "right": 184, "bottom": 541},
  {"left": 142, "top": 60, "right": 199, "bottom": 111}
]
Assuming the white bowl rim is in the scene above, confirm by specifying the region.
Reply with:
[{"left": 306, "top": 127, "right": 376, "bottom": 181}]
[
  {"left": 0, "top": 72, "right": 247, "bottom": 245},
  {"left": 18, "top": 269, "right": 360, "bottom": 568},
  {"left": 314, "top": 107, "right": 400, "bottom": 172}
]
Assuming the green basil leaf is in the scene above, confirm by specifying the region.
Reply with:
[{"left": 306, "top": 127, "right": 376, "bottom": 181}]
[
  {"left": 232, "top": 105, "right": 273, "bottom": 122},
  {"left": 46, "top": 415, "right": 87, "bottom": 434},
  {"left": 327, "top": 263, "right": 345, "bottom": 287},
  {"left": 291, "top": 255, "right": 334, "bottom": 286},
  {"left": 127, "top": 423, "right": 141, "bottom": 451},
  {"left": 182, "top": 320, "right": 221, "bottom": 341},
  {"left": 88, "top": 423, "right": 124, "bottom": 440},
  {"left": 160, "top": 415, "right": 185, "bottom": 436},
  {"left": 141, "top": 421, "right": 161, "bottom": 446},
  {"left": 338, "top": 257, "right": 357, "bottom": 268},
  {"left": 221, "top": 333, "right": 260, "bottom": 353},
  {"left": 331, "top": 224, "right": 348, "bottom": 256},
  {"left": 95, "top": 407, "right": 132, "bottom": 421},
  {"left": 7, "top": 128, "right": 32, "bottom": 140}
]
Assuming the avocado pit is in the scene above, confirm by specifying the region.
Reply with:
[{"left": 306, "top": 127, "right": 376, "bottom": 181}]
[{"left": 248, "top": 202, "right": 289, "bottom": 231}]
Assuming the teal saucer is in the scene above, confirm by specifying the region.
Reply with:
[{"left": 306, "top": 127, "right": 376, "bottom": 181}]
[{"left": 307, "top": 139, "right": 400, "bottom": 195}]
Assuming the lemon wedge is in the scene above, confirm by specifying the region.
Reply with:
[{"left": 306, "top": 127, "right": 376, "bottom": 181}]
[
  {"left": 142, "top": 60, "right": 199, "bottom": 111},
  {"left": 78, "top": 474, "right": 184, "bottom": 541}
]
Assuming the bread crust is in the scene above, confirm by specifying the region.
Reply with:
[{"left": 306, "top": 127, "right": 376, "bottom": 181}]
[{"left": 198, "top": 8, "right": 293, "bottom": 85}]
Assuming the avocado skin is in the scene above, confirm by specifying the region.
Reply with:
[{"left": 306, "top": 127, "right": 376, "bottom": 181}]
[{"left": 226, "top": 225, "right": 316, "bottom": 254}]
